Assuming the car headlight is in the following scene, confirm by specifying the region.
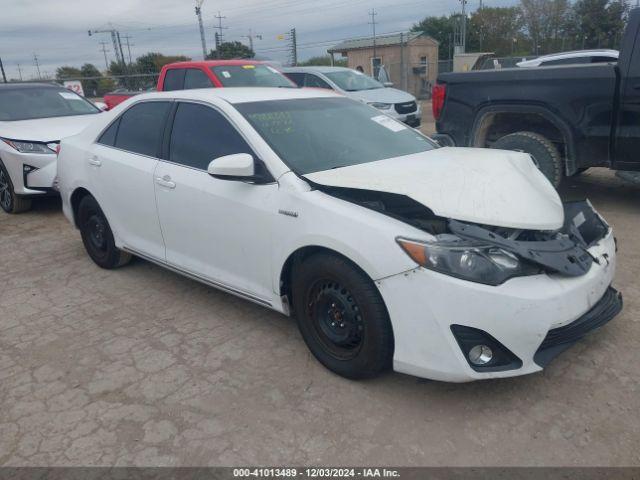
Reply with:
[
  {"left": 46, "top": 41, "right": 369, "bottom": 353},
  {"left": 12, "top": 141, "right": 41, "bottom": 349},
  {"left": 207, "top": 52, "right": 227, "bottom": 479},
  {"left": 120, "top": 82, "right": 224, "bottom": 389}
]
[
  {"left": 396, "top": 236, "right": 540, "bottom": 285},
  {"left": 1, "top": 139, "right": 56, "bottom": 154},
  {"left": 368, "top": 102, "right": 393, "bottom": 110}
]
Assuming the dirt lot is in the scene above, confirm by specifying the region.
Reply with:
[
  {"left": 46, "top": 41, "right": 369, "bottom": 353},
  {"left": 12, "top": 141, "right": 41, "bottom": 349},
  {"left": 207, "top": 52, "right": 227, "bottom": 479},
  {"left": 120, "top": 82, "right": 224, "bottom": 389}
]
[{"left": 1, "top": 104, "right": 639, "bottom": 466}]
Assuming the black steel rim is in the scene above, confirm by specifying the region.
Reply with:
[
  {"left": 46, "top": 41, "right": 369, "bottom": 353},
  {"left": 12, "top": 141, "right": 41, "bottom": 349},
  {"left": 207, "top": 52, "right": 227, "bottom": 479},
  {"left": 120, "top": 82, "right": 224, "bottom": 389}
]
[
  {"left": 0, "top": 168, "right": 12, "bottom": 211},
  {"left": 86, "top": 213, "right": 108, "bottom": 253},
  {"left": 306, "top": 279, "right": 364, "bottom": 360}
]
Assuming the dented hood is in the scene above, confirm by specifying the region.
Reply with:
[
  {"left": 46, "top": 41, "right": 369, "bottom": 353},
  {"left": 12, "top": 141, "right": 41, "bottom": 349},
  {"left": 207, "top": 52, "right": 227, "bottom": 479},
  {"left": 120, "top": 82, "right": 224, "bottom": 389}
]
[{"left": 304, "top": 147, "right": 564, "bottom": 230}]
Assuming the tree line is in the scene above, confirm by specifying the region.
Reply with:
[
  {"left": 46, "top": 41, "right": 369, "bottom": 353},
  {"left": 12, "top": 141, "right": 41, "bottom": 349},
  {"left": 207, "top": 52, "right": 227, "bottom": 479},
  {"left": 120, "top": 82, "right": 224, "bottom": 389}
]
[{"left": 412, "top": 0, "right": 629, "bottom": 59}]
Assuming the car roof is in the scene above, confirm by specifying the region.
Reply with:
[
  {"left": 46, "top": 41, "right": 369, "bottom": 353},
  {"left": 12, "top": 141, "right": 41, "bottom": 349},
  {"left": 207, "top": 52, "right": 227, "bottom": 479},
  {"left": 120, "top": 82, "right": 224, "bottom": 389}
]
[
  {"left": 282, "top": 66, "right": 353, "bottom": 74},
  {"left": 164, "top": 60, "right": 266, "bottom": 69},
  {"left": 0, "top": 82, "right": 63, "bottom": 90},
  {"left": 130, "top": 86, "right": 342, "bottom": 105}
]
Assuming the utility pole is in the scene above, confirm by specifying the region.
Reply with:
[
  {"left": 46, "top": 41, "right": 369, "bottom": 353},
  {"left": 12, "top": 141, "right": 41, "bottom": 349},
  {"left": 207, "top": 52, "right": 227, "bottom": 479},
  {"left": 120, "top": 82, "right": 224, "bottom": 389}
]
[
  {"left": 98, "top": 41, "right": 110, "bottom": 70},
  {"left": 243, "top": 29, "right": 262, "bottom": 52},
  {"left": 122, "top": 35, "right": 134, "bottom": 65},
  {"left": 479, "top": 0, "right": 484, "bottom": 51},
  {"left": 0, "top": 57, "right": 6, "bottom": 83},
  {"left": 33, "top": 53, "right": 41, "bottom": 79},
  {"left": 116, "top": 32, "right": 126, "bottom": 67},
  {"left": 17, "top": 63, "right": 23, "bottom": 81},
  {"left": 195, "top": 0, "right": 207, "bottom": 59},
  {"left": 369, "top": 8, "right": 378, "bottom": 76},
  {"left": 289, "top": 28, "right": 297, "bottom": 66},
  {"left": 213, "top": 11, "right": 228, "bottom": 58},
  {"left": 459, "top": 0, "right": 467, "bottom": 53},
  {"left": 89, "top": 27, "right": 125, "bottom": 65}
]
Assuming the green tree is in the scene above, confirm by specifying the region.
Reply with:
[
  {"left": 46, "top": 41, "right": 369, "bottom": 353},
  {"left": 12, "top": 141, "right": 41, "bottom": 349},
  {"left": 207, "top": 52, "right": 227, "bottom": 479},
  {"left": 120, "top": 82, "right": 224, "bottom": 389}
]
[
  {"left": 411, "top": 15, "right": 455, "bottom": 60},
  {"left": 136, "top": 52, "right": 190, "bottom": 74},
  {"left": 55, "top": 66, "right": 82, "bottom": 80},
  {"left": 299, "top": 55, "right": 347, "bottom": 67},
  {"left": 80, "top": 63, "right": 102, "bottom": 97},
  {"left": 520, "top": 0, "right": 572, "bottom": 54},
  {"left": 206, "top": 41, "right": 255, "bottom": 60},
  {"left": 467, "top": 7, "right": 525, "bottom": 56},
  {"left": 569, "top": 0, "right": 628, "bottom": 49}
]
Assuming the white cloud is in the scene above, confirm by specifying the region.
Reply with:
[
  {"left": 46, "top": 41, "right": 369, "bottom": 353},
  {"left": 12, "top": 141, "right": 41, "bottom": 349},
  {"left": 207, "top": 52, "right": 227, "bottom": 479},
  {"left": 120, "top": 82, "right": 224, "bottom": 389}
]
[{"left": 0, "top": 0, "right": 516, "bottom": 79}]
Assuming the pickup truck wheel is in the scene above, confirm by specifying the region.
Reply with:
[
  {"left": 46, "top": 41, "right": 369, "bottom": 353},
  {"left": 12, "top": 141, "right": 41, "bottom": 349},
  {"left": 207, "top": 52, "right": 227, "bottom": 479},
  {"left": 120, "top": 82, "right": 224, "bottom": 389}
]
[
  {"left": 291, "top": 252, "right": 394, "bottom": 379},
  {"left": 0, "top": 161, "right": 32, "bottom": 214},
  {"left": 492, "top": 132, "right": 563, "bottom": 188},
  {"left": 78, "top": 195, "right": 131, "bottom": 269}
]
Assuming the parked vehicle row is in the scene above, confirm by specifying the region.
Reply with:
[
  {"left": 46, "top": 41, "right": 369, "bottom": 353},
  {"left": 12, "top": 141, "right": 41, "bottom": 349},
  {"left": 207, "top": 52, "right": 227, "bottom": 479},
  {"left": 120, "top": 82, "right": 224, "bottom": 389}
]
[
  {"left": 53, "top": 87, "right": 621, "bottom": 382},
  {"left": 0, "top": 83, "right": 102, "bottom": 213},
  {"left": 0, "top": 39, "right": 624, "bottom": 382},
  {"left": 283, "top": 66, "right": 422, "bottom": 127},
  {"left": 432, "top": 9, "right": 640, "bottom": 188}
]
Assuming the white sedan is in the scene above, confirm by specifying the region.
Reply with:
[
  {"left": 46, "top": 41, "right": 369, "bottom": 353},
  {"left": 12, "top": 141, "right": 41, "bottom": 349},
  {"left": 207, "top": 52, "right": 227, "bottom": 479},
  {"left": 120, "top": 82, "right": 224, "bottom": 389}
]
[
  {"left": 57, "top": 87, "right": 621, "bottom": 382},
  {"left": 0, "top": 83, "right": 102, "bottom": 213}
]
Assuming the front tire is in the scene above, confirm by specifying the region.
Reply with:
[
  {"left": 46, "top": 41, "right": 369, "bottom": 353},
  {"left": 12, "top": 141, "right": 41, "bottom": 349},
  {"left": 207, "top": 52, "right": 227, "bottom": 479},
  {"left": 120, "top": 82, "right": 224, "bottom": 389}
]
[
  {"left": 492, "top": 131, "right": 563, "bottom": 188},
  {"left": 0, "top": 161, "right": 32, "bottom": 214},
  {"left": 291, "top": 252, "right": 394, "bottom": 379},
  {"left": 78, "top": 195, "right": 131, "bottom": 269}
]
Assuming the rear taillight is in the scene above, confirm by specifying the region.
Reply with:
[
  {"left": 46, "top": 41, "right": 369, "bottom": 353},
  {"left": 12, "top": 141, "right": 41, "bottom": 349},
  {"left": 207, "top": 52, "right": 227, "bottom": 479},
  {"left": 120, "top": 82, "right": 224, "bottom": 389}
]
[
  {"left": 55, "top": 144, "right": 61, "bottom": 156},
  {"left": 432, "top": 83, "right": 447, "bottom": 121}
]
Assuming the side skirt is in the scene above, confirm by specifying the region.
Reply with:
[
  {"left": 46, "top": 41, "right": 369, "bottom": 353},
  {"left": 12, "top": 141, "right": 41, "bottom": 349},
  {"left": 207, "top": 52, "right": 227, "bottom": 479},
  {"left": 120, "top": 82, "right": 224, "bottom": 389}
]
[{"left": 122, "top": 247, "right": 273, "bottom": 309}]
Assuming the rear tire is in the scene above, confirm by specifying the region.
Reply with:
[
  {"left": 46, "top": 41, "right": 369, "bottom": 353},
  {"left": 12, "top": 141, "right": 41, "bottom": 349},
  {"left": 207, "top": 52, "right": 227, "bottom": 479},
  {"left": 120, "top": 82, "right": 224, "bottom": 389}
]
[
  {"left": 291, "top": 252, "right": 394, "bottom": 379},
  {"left": 0, "top": 161, "right": 32, "bottom": 214},
  {"left": 78, "top": 195, "right": 131, "bottom": 269},
  {"left": 492, "top": 131, "right": 563, "bottom": 188}
]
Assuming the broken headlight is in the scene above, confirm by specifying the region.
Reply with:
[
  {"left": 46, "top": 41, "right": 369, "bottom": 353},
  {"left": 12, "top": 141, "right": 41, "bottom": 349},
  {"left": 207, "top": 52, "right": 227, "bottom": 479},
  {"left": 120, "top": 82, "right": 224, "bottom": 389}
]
[{"left": 397, "top": 236, "right": 540, "bottom": 285}]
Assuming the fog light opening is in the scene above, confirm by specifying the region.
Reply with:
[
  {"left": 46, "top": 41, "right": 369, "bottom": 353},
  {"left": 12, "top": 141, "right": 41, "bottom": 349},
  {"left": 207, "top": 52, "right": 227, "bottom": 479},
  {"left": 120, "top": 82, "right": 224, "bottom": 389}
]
[{"left": 468, "top": 345, "right": 493, "bottom": 366}]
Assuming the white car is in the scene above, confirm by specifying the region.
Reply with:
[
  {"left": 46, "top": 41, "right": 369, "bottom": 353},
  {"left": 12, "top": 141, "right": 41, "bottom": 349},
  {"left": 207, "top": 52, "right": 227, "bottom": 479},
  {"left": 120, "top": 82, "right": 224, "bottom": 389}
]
[
  {"left": 57, "top": 87, "right": 621, "bottom": 382},
  {"left": 516, "top": 49, "right": 619, "bottom": 67},
  {"left": 283, "top": 66, "right": 422, "bottom": 127},
  {"left": 0, "top": 83, "right": 102, "bottom": 213}
]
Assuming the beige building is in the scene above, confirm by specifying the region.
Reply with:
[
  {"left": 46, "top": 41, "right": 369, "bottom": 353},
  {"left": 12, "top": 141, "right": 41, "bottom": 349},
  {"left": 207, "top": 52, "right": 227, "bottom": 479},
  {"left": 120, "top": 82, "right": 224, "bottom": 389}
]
[{"left": 328, "top": 32, "right": 439, "bottom": 99}]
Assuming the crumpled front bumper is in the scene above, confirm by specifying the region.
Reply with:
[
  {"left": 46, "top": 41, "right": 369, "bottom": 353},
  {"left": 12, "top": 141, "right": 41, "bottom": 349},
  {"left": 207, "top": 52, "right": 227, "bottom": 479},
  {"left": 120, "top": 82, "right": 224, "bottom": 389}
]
[{"left": 376, "top": 229, "right": 619, "bottom": 382}]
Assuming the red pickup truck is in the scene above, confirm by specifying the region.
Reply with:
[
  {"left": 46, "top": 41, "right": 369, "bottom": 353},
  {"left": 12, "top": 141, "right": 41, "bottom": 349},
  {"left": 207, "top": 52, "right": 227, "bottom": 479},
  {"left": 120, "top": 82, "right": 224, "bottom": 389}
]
[{"left": 103, "top": 59, "right": 294, "bottom": 109}]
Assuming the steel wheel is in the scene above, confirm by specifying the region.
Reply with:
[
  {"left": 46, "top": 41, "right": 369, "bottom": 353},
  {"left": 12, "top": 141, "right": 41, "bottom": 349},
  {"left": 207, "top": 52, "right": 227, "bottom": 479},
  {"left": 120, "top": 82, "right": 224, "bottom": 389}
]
[{"left": 306, "top": 280, "right": 365, "bottom": 360}]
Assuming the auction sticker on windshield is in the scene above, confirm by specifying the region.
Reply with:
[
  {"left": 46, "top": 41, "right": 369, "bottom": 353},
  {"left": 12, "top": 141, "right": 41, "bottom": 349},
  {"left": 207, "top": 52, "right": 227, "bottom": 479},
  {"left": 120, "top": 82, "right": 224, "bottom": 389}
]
[{"left": 371, "top": 115, "right": 406, "bottom": 132}]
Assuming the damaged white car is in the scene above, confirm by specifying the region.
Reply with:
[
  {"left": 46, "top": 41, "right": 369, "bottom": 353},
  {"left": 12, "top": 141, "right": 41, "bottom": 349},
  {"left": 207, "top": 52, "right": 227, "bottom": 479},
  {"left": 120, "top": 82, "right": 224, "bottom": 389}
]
[{"left": 57, "top": 88, "right": 622, "bottom": 382}]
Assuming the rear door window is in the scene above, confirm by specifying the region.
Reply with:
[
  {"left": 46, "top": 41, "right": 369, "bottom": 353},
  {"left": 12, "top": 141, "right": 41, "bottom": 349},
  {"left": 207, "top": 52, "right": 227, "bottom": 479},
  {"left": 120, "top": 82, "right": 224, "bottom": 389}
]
[
  {"left": 285, "top": 72, "right": 305, "bottom": 87},
  {"left": 169, "top": 102, "right": 253, "bottom": 170},
  {"left": 184, "top": 69, "right": 213, "bottom": 89},
  {"left": 305, "top": 74, "right": 332, "bottom": 89},
  {"left": 114, "top": 102, "right": 171, "bottom": 157},
  {"left": 163, "top": 69, "right": 185, "bottom": 91}
]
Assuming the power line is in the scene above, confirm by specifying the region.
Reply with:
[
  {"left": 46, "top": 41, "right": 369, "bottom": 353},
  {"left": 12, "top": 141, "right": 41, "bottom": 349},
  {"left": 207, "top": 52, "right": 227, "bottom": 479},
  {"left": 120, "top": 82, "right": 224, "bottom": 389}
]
[{"left": 214, "top": 11, "right": 228, "bottom": 44}]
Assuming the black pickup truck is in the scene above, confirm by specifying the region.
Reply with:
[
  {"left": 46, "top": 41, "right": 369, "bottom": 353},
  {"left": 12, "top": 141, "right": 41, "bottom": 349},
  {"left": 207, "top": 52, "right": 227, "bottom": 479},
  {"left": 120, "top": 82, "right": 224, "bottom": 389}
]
[{"left": 432, "top": 8, "right": 640, "bottom": 187}]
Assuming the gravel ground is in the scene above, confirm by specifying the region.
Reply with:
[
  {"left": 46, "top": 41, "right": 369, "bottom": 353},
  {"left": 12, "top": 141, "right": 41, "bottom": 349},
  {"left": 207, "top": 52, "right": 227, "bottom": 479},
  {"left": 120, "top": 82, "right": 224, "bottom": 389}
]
[{"left": 1, "top": 105, "right": 639, "bottom": 466}]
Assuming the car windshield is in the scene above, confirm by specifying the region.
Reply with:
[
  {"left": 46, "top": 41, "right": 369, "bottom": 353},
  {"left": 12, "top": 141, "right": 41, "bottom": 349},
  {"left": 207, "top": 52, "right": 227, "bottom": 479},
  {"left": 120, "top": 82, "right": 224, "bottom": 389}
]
[
  {"left": 236, "top": 97, "right": 435, "bottom": 175},
  {"left": 0, "top": 86, "right": 100, "bottom": 121},
  {"left": 211, "top": 65, "right": 295, "bottom": 87},
  {"left": 323, "top": 70, "right": 384, "bottom": 91}
]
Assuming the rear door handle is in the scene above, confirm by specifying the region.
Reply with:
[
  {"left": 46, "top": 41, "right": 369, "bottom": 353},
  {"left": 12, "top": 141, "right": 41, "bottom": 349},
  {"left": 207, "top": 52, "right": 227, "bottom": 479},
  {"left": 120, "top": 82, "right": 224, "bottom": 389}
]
[
  {"left": 155, "top": 176, "right": 176, "bottom": 189},
  {"left": 88, "top": 156, "right": 101, "bottom": 167}
]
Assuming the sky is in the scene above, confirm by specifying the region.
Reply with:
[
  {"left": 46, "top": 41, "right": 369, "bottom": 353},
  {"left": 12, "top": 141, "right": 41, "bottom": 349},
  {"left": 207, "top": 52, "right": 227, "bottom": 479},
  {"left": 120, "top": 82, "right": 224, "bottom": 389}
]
[{"left": 0, "top": 0, "right": 515, "bottom": 80}]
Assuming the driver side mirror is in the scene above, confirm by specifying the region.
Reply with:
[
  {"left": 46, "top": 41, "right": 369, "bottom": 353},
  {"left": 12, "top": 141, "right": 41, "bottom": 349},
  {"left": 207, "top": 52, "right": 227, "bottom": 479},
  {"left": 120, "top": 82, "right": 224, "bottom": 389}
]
[{"left": 207, "top": 153, "right": 273, "bottom": 184}]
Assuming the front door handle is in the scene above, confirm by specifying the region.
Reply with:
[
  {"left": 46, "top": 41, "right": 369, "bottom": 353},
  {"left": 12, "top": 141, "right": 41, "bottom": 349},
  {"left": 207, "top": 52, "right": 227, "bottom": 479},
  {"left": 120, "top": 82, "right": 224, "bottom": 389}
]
[
  {"left": 88, "top": 156, "right": 102, "bottom": 167},
  {"left": 155, "top": 175, "right": 176, "bottom": 189}
]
